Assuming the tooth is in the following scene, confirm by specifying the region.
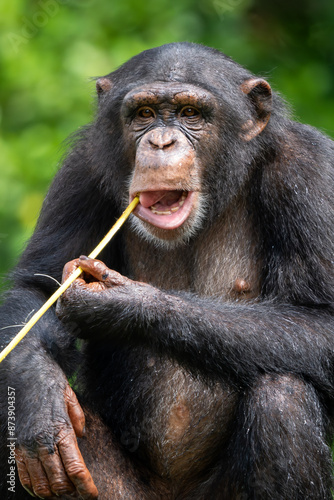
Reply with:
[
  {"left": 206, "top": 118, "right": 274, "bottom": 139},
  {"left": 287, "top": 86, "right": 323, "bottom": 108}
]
[
  {"left": 171, "top": 206, "right": 179, "bottom": 212},
  {"left": 150, "top": 207, "right": 172, "bottom": 215},
  {"left": 178, "top": 192, "right": 187, "bottom": 207}
]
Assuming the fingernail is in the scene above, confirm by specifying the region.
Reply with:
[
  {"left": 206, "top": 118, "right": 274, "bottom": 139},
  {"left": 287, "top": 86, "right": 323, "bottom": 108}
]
[{"left": 79, "top": 255, "right": 89, "bottom": 260}]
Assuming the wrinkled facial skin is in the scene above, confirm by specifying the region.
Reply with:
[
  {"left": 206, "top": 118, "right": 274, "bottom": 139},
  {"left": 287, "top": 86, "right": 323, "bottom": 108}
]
[{"left": 121, "top": 82, "right": 219, "bottom": 246}]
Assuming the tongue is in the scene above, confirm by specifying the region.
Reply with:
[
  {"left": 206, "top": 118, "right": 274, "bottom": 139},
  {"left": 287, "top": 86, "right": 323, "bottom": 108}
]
[{"left": 139, "top": 191, "right": 182, "bottom": 209}]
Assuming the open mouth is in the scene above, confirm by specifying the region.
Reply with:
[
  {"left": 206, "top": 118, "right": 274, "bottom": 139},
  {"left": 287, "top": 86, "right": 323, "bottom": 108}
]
[{"left": 132, "top": 190, "right": 196, "bottom": 230}]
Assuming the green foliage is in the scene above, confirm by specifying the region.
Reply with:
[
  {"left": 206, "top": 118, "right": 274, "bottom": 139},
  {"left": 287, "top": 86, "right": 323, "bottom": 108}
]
[{"left": 0, "top": 0, "right": 334, "bottom": 277}]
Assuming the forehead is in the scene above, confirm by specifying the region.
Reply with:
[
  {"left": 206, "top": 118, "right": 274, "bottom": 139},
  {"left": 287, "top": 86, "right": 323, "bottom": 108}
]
[{"left": 122, "top": 82, "right": 215, "bottom": 109}]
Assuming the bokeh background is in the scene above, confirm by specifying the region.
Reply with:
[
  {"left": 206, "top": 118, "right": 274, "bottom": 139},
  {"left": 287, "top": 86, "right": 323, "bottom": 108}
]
[{"left": 1, "top": 0, "right": 334, "bottom": 278}]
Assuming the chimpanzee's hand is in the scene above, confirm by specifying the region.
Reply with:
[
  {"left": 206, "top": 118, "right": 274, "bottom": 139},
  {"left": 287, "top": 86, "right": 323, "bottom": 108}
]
[
  {"left": 56, "top": 256, "right": 155, "bottom": 341},
  {"left": 60, "top": 255, "right": 138, "bottom": 293},
  {"left": 15, "top": 381, "right": 98, "bottom": 499}
]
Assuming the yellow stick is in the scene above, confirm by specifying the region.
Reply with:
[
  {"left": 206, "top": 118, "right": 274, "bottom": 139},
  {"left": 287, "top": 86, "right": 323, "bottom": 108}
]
[{"left": 0, "top": 196, "right": 140, "bottom": 363}]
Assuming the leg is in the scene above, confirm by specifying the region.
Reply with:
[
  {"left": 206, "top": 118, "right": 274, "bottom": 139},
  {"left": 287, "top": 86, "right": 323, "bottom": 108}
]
[
  {"left": 77, "top": 408, "right": 170, "bottom": 500},
  {"left": 225, "top": 374, "right": 333, "bottom": 500}
]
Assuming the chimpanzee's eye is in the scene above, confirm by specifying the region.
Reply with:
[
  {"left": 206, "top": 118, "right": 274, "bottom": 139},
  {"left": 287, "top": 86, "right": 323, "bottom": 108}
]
[
  {"left": 180, "top": 107, "right": 200, "bottom": 118},
  {"left": 137, "top": 107, "right": 155, "bottom": 119}
]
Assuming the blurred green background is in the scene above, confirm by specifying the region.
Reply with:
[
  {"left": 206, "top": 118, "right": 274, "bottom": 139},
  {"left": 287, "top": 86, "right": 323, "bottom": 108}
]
[{"left": 1, "top": 0, "right": 334, "bottom": 278}]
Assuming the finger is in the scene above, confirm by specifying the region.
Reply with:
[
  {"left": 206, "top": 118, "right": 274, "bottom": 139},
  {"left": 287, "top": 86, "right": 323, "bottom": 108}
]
[
  {"left": 62, "top": 259, "right": 84, "bottom": 283},
  {"left": 38, "top": 445, "right": 76, "bottom": 496},
  {"left": 58, "top": 432, "right": 98, "bottom": 499},
  {"left": 16, "top": 449, "right": 34, "bottom": 497},
  {"left": 79, "top": 256, "right": 129, "bottom": 286},
  {"left": 64, "top": 384, "right": 85, "bottom": 438},
  {"left": 20, "top": 450, "right": 54, "bottom": 498},
  {"left": 79, "top": 256, "right": 111, "bottom": 282}
]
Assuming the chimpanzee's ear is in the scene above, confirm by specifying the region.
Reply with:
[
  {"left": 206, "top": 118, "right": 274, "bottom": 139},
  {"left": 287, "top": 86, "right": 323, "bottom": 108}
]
[
  {"left": 240, "top": 78, "right": 272, "bottom": 141},
  {"left": 96, "top": 77, "right": 113, "bottom": 95}
]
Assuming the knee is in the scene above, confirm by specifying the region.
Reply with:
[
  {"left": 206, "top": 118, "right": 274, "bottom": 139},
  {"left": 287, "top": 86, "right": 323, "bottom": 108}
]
[{"left": 250, "top": 374, "right": 321, "bottom": 425}]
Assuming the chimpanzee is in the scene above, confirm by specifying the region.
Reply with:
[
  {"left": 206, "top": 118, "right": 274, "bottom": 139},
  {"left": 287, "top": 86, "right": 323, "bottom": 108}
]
[{"left": 0, "top": 42, "right": 334, "bottom": 499}]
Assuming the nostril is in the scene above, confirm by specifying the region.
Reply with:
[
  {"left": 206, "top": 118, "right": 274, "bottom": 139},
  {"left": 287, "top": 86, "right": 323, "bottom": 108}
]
[
  {"left": 148, "top": 139, "right": 159, "bottom": 149},
  {"left": 163, "top": 139, "right": 176, "bottom": 149}
]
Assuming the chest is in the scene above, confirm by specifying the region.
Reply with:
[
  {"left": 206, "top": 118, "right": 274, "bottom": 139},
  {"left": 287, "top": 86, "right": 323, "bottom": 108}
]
[{"left": 125, "top": 201, "right": 263, "bottom": 301}]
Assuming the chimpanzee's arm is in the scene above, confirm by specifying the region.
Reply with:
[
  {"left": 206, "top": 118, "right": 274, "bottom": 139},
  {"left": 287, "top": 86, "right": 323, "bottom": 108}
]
[
  {"left": 57, "top": 257, "right": 334, "bottom": 397},
  {"left": 0, "top": 289, "right": 98, "bottom": 498}
]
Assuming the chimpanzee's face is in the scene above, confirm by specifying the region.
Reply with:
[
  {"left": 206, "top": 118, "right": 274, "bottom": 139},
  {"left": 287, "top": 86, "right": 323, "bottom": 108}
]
[{"left": 121, "top": 82, "right": 219, "bottom": 246}]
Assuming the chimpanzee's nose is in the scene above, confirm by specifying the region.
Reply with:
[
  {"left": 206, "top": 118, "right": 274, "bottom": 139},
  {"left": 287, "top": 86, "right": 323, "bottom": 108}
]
[{"left": 147, "top": 128, "right": 176, "bottom": 150}]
